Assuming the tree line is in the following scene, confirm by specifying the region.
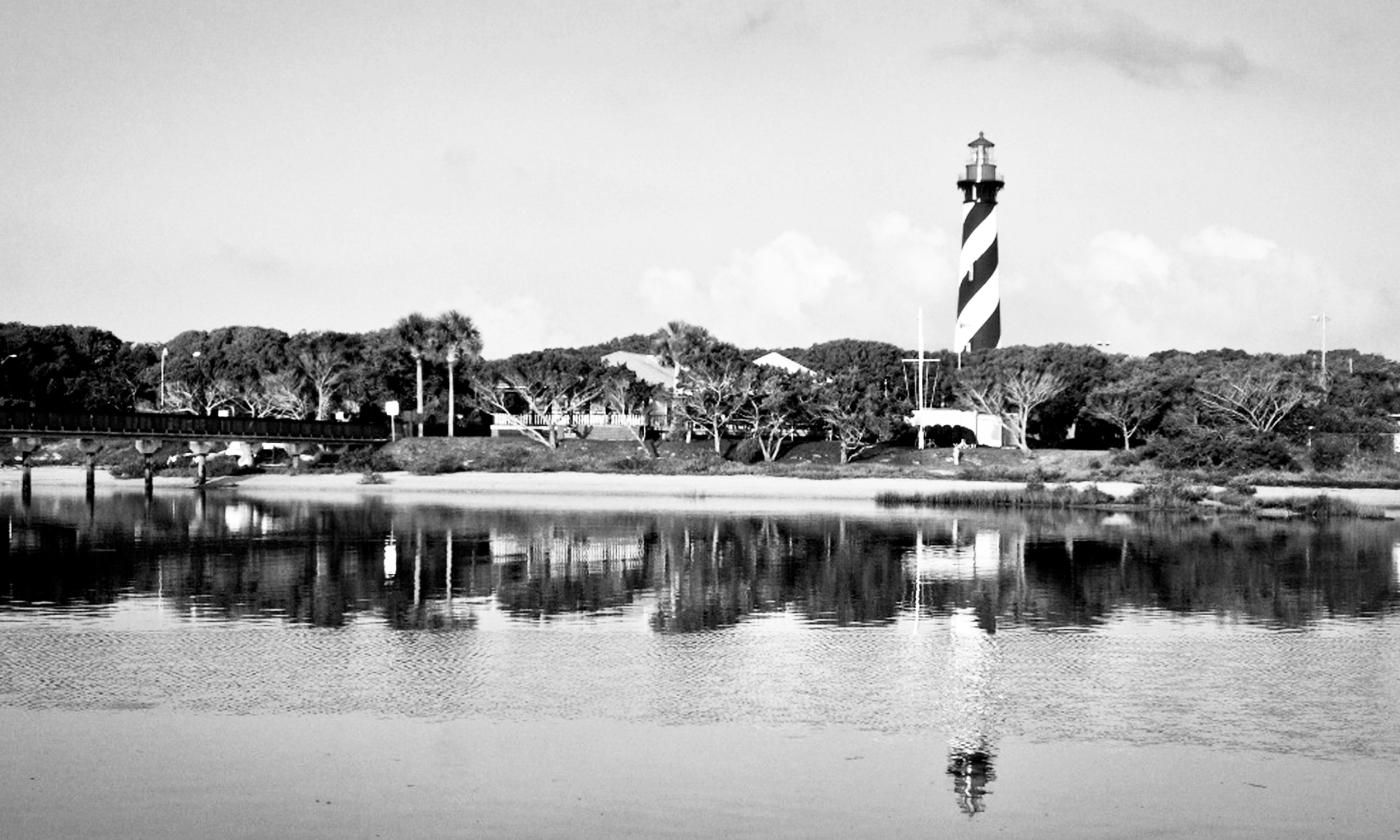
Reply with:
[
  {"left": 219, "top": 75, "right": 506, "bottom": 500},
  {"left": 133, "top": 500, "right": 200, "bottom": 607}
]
[{"left": 3, "top": 317, "right": 1398, "bottom": 470}]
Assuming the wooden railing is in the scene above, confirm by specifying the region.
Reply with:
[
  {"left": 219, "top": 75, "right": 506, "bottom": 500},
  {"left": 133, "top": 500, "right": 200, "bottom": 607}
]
[
  {"left": 0, "top": 407, "right": 388, "bottom": 443},
  {"left": 490, "top": 412, "right": 668, "bottom": 430}
]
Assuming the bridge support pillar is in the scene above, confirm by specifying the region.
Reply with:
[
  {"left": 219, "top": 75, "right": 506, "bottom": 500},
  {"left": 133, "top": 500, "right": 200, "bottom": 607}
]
[
  {"left": 78, "top": 438, "right": 103, "bottom": 498},
  {"left": 187, "top": 441, "right": 214, "bottom": 487},
  {"left": 227, "top": 440, "right": 260, "bottom": 468},
  {"left": 12, "top": 437, "right": 41, "bottom": 502},
  {"left": 284, "top": 442, "right": 308, "bottom": 475},
  {"left": 134, "top": 439, "right": 162, "bottom": 497}
]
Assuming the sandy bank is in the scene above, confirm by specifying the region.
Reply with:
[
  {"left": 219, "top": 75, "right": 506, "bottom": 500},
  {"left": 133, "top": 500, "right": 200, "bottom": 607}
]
[{"left": 5, "top": 466, "right": 1400, "bottom": 515}]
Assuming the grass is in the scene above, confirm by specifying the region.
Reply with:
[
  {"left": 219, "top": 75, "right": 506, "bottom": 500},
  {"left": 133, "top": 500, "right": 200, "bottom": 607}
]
[
  {"left": 1258, "top": 495, "right": 1390, "bottom": 521},
  {"left": 877, "top": 484, "right": 1117, "bottom": 510}
]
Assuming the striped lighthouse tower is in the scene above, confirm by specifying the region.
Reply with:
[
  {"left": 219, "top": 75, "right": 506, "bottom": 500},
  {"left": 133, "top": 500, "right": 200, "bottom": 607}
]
[{"left": 954, "top": 132, "right": 1005, "bottom": 355}]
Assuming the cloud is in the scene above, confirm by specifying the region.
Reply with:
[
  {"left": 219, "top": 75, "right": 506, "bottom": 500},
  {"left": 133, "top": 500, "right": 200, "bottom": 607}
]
[
  {"left": 639, "top": 217, "right": 959, "bottom": 349},
  {"left": 964, "top": 0, "right": 1251, "bottom": 88},
  {"left": 1181, "top": 226, "right": 1276, "bottom": 261},
  {"left": 463, "top": 294, "right": 580, "bottom": 360},
  {"left": 1082, "top": 230, "right": 1172, "bottom": 287},
  {"left": 1009, "top": 225, "right": 1391, "bottom": 354}
]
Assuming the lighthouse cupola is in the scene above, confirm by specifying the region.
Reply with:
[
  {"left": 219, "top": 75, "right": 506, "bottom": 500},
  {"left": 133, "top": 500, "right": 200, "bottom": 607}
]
[{"left": 957, "top": 132, "right": 1005, "bottom": 204}]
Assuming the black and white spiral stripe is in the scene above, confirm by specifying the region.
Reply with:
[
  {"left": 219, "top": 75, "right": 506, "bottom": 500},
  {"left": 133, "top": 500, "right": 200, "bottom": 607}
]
[{"left": 954, "top": 200, "right": 1000, "bottom": 352}]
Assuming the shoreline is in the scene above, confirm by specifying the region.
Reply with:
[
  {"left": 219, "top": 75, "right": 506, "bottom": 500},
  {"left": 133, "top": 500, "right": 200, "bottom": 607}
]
[{"left": 4, "top": 465, "right": 1400, "bottom": 515}]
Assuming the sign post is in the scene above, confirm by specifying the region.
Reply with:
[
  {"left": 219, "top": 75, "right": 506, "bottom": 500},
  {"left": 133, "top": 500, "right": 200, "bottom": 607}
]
[{"left": 384, "top": 400, "right": 400, "bottom": 442}]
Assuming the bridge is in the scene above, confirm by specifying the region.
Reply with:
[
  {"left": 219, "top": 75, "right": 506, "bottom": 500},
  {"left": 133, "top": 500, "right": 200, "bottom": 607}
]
[
  {"left": 4, "top": 407, "right": 389, "bottom": 495},
  {"left": 0, "top": 407, "right": 388, "bottom": 444}
]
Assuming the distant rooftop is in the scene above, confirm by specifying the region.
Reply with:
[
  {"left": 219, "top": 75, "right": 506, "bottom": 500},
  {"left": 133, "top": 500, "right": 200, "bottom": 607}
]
[{"left": 602, "top": 351, "right": 677, "bottom": 386}]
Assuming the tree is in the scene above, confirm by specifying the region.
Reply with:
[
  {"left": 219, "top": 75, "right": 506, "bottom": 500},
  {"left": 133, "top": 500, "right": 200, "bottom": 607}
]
[
  {"left": 601, "top": 368, "right": 661, "bottom": 455},
  {"left": 957, "top": 359, "right": 1065, "bottom": 453},
  {"left": 1196, "top": 362, "right": 1308, "bottom": 434},
  {"left": 394, "top": 313, "right": 435, "bottom": 436},
  {"left": 433, "top": 310, "right": 483, "bottom": 437},
  {"left": 0, "top": 322, "right": 140, "bottom": 411},
  {"left": 163, "top": 377, "right": 238, "bottom": 416},
  {"left": 237, "top": 371, "right": 311, "bottom": 419},
  {"left": 1018, "top": 344, "right": 1113, "bottom": 444},
  {"left": 673, "top": 359, "right": 754, "bottom": 455},
  {"left": 737, "top": 369, "right": 814, "bottom": 462},
  {"left": 650, "top": 321, "right": 716, "bottom": 383},
  {"left": 812, "top": 368, "right": 907, "bottom": 464},
  {"left": 290, "top": 331, "right": 361, "bottom": 420},
  {"left": 469, "top": 350, "right": 610, "bottom": 448},
  {"left": 1083, "top": 359, "right": 1168, "bottom": 450}
]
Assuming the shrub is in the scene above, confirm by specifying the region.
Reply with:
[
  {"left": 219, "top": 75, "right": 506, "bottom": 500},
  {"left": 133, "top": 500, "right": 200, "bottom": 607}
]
[
  {"left": 338, "top": 447, "right": 396, "bottom": 474},
  {"left": 1309, "top": 437, "right": 1352, "bottom": 472},
  {"left": 407, "top": 452, "right": 464, "bottom": 475},
  {"left": 469, "top": 445, "right": 533, "bottom": 472},
  {"left": 1111, "top": 447, "right": 1145, "bottom": 467},
  {"left": 108, "top": 461, "right": 152, "bottom": 480},
  {"left": 606, "top": 454, "right": 655, "bottom": 472},
  {"left": 731, "top": 437, "right": 763, "bottom": 465},
  {"left": 1146, "top": 428, "right": 1296, "bottom": 472},
  {"left": 1223, "top": 476, "right": 1257, "bottom": 496},
  {"left": 165, "top": 454, "right": 246, "bottom": 479},
  {"left": 1127, "top": 479, "right": 1207, "bottom": 507}
]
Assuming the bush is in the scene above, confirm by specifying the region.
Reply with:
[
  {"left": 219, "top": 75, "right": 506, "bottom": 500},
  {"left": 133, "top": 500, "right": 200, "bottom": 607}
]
[
  {"left": 730, "top": 437, "right": 763, "bottom": 465},
  {"left": 166, "top": 454, "right": 246, "bottom": 479},
  {"left": 1111, "top": 447, "right": 1145, "bottom": 467},
  {"left": 606, "top": 454, "right": 655, "bottom": 472},
  {"left": 1127, "top": 479, "right": 1207, "bottom": 507},
  {"left": 1309, "top": 437, "right": 1352, "bottom": 472},
  {"left": 338, "top": 447, "right": 396, "bottom": 474},
  {"left": 404, "top": 451, "right": 464, "bottom": 475},
  {"left": 1223, "top": 476, "right": 1257, "bottom": 496},
  {"left": 1145, "top": 428, "right": 1296, "bottom": 472},
  {"left": 468, "top": 445, "right": 534, "bottom": 472}
]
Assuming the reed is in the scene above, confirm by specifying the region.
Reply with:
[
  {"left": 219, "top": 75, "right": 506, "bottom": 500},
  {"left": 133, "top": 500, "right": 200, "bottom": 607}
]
[{"left": 876, "top": 485, "right": 1116, "bottom": 510}]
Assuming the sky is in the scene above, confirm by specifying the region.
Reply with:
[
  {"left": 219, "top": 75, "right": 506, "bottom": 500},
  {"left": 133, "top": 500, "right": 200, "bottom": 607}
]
[{"left": 3, "top": 0, "right": 1399, "bottom": 359}]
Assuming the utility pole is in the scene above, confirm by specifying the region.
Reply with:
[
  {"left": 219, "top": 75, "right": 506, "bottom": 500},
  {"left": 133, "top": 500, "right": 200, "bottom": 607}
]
[
  {"left": 902, "top": 309, "right": 941, "bottom": 450},
  {"left": 1311, "top": 313, "right": 1330, "bottom": 389}
]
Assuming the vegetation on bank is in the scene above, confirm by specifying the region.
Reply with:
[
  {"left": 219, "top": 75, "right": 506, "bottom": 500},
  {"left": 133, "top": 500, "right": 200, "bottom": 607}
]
[
  {"left": 2, "top": 435, "right": 1394, "bottom": 519},
  {"left": 5, "top": 318, "right": 1400, "bottom": 486},
  {"left": 4, "top": 433, "right": 1400, "bottom": 488}
]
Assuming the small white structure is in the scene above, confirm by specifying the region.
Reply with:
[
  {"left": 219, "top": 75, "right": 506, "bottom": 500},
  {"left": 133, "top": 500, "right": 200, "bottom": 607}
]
[
  {"left": 752, "top": 351, "right": 815, "bottom": 376},
  {"left": 907, "top": 407, "right": 1003, "bottom": 448},
  {"left": 602, "top": 351, "right": 678, "bottom": 387}
]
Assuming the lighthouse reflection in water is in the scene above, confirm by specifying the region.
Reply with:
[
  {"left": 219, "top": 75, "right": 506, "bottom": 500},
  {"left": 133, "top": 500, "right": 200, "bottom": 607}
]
[
  {"left": 8, "top": 491, "right": 1400, "bottom": 830},
  {"left": 906, "top": 522, "right": 1008, "bottom": 816}
]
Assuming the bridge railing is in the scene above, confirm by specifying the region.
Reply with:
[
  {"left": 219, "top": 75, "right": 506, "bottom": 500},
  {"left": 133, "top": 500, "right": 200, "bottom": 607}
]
[{"left": 0, "top": 408, "right": 388, "bottom": 443}]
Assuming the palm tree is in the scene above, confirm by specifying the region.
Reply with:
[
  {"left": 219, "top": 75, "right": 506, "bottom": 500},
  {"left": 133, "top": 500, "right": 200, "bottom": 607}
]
[
  {"left": 394, "top": 312, "right": 434, "bottom": 436},
  {"left": 649, "top": 320, "right": 712, "bottom": 387},
  {"left": 433, "top": 310, "right": 483, "bottom": 437}
]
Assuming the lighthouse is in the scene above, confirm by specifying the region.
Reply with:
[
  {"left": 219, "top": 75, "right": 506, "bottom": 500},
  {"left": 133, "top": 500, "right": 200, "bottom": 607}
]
[{"left": 954, "top": 132, "right": 1005, "bottom": 354}]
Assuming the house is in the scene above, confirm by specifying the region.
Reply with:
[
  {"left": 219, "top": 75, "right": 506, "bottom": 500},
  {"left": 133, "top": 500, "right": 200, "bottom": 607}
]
[
  {"left": 488, "top": 352, "right": 677, "bottom": 440},
  {"left": 907, "top": 407, "right": 1004, "bottom": 447},
  {"left": 751, "top": 351, "right": 816, "bottom": 376}
]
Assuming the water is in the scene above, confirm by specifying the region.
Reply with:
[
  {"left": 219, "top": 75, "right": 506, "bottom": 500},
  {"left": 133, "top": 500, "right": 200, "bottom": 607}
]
[{"left": 3, "top": 488, "right": 1399, "bottom": 838}]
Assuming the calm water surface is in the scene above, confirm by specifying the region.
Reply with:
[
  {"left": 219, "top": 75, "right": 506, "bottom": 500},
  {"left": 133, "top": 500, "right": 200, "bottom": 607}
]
[{"left": 2, "top": 488, "right": 1399, "bottom": 838}]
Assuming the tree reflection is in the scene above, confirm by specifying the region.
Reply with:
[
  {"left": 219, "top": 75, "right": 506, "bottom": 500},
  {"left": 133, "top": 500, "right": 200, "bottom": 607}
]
[{"left": 2, "top": 493, "right": 1398, "bottom": 632}]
